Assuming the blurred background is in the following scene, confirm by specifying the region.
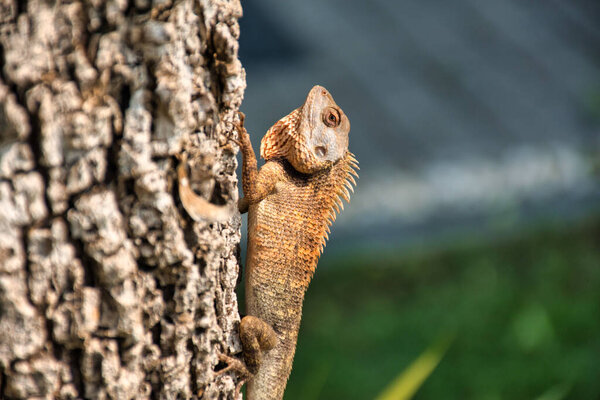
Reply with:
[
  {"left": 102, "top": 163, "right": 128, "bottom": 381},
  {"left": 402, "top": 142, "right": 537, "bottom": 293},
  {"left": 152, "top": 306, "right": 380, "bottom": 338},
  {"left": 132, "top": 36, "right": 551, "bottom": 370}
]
[{"left": 237, "top": 0, "right": 600, "bottom": 399}]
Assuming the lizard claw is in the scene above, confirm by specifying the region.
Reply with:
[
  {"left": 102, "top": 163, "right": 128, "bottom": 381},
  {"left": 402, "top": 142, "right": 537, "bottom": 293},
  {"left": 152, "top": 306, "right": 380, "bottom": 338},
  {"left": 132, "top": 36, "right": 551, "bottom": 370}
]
[
  {"left": 216, "top": 353, "right": 252, "bottom": 397},
  {"left": 216, "top": 353, "right": 251, "bottom": 377},
  {"left": 175, "top": 151, "right": 187, "bottom": 162},
  {"left": 237, "top": 111, "right": 246, "bottom": 128},
  {"left": 225, "top": 112, "right": 246, "bottom": 149},
  {"left": 229, "top": 136, "right": 243, "bottom": 149}
]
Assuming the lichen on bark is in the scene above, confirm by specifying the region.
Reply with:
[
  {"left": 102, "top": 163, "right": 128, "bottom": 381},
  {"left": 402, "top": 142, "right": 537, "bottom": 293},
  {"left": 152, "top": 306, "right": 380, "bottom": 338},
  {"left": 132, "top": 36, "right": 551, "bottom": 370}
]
[{"left": 0, "top": 0, "right": 246, "bottom": 398}]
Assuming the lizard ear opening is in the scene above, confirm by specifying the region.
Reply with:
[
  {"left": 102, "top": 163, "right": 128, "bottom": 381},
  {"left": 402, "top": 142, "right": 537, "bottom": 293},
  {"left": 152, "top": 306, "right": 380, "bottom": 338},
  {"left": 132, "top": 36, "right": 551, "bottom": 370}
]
[
  {"left": 260, "top": 108, "right": 300, "bottom": 160},
  {"left": 314, "top": 145, "right": 327, "bottom": 158}
]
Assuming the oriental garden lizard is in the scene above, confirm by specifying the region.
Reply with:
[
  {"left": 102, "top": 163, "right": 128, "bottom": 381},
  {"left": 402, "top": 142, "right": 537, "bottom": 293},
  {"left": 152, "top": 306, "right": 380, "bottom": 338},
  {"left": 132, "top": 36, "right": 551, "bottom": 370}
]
[{"left": 178, "top": 85, "right": 358, "bottom": 400}]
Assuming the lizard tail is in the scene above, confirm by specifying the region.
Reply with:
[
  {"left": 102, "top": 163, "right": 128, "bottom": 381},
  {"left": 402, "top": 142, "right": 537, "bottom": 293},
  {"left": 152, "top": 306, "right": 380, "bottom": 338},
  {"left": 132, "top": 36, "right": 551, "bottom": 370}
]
[{"left": 177, "top": 160, "right": 236, "bottom": 222}]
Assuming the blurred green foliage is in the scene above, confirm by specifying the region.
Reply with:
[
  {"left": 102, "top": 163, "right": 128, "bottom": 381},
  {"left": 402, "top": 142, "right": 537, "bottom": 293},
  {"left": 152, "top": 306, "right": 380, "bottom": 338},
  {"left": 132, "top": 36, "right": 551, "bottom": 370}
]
[
  {"left": 283, "top": 217, "right": 600, "bottom": 399},
  {"left": 376, "top": 333, "right": 453, "bottom": 400}
]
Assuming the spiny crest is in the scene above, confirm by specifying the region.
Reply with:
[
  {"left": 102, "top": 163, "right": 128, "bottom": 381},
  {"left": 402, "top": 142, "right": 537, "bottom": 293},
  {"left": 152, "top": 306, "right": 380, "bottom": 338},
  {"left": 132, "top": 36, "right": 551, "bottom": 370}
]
[
  {"left": 317, "top": 152, "right": 359, "bottom": 255},
  {"left": 260, "top": 108, "right": 300, "bottom": 161}
]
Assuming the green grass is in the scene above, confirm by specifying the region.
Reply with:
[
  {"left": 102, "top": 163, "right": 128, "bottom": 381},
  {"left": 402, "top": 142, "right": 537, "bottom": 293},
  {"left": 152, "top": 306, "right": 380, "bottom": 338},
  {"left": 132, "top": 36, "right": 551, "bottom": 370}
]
[{"left": 284, "top": 217, "right": 600, "bottom": 400}]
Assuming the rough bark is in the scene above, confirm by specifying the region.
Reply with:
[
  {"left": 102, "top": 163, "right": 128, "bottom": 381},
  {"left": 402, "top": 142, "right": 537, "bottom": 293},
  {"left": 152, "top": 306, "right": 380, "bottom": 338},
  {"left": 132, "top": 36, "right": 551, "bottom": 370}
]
[{"left": 0, "top": 0, "right": 245, "bottom": 398}]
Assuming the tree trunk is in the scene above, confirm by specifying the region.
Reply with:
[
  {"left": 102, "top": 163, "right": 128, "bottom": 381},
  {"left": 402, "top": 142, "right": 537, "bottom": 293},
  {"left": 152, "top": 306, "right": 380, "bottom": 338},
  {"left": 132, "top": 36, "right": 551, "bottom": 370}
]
[{"left": 0, "top": 0, "right": 245, "bottom": 398}]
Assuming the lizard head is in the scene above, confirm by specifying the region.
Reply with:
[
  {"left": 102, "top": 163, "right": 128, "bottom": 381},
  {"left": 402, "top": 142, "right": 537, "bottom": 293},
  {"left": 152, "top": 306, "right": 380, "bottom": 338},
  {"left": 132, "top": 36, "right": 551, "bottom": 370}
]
[{"left": 260, "top": 85, "right": 350, "bottom": 174}]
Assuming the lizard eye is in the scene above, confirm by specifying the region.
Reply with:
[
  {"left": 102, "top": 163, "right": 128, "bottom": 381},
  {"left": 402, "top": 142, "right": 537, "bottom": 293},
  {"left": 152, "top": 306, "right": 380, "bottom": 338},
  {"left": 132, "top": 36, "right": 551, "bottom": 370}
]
[{"left": 323, "top": 107, "right": 341, "bottom": 128}]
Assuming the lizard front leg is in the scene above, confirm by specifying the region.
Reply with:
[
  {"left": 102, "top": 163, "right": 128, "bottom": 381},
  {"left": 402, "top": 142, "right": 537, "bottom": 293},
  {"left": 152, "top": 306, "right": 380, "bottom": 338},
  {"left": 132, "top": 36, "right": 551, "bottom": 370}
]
[
  {"left": 235, "top": 113, "right": 283, "bottom": 214},
  {"left": 176, "top": 113, "right": 259, "bottom": 220}
]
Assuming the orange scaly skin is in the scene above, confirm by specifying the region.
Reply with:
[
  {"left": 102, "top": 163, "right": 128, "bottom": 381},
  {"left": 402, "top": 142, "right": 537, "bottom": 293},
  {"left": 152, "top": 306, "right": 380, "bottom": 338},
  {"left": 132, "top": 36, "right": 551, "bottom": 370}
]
[{"left": 237, "top": 85, "right": 358, "bottom": 400}]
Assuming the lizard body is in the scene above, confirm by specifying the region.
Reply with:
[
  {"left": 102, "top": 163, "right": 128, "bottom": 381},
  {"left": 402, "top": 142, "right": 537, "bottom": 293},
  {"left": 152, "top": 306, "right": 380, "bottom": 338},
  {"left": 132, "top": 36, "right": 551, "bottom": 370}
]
[
  {"left": 178, "top": 85, "right": 357, "bottom": 399},
  {"left": 238, "top": 85, "right": 357, "bottom": 400}
]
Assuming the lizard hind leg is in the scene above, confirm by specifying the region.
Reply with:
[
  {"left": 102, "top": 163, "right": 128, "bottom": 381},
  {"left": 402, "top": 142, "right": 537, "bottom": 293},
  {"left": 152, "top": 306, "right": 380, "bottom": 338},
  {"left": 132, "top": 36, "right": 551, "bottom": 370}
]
[
  {"left": 240, "top": 315, "right": 278, "bottom": 374},
  {"left": 214, "top": 316, "right": 277, "bottom": 397}
]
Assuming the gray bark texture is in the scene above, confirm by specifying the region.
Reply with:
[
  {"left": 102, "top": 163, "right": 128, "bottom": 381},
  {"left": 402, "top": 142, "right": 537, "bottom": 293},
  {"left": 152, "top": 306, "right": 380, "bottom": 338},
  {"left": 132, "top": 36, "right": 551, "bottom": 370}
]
[{"left": 0, "top": 0, "right": 245, "bottom": 398}]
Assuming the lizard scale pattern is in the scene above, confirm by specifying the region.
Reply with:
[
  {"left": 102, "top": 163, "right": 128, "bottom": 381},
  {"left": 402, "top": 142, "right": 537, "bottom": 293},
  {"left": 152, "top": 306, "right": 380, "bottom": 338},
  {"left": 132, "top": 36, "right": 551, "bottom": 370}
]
[{"left": 239, "top": 85, "right": 358, "bottom": 400}]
